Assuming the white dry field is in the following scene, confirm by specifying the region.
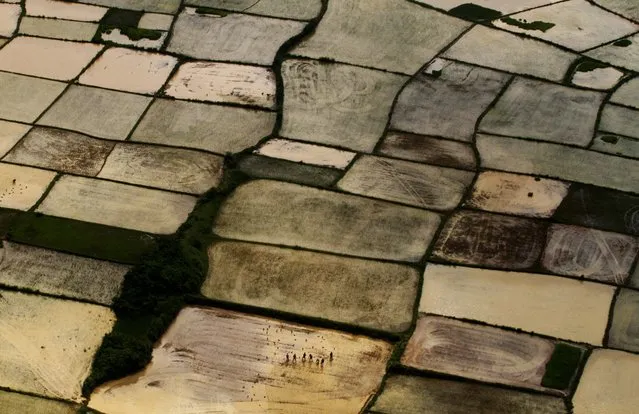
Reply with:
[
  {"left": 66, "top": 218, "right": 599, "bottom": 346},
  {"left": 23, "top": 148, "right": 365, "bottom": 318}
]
[
  {"left": 0, "top": 290, "right": 115, "bottom": 401},
  {"left": 164, "top": 61, "right": 277, "bottom": 109},
  {"left": 420, "top": 264, "right": 615, "bottom": 345},
  {"left": 89, "top": 306, "right": 392, "bottom": 413},
  {"left": 255, "top": 138, "right": 356, "bottom": 169}
]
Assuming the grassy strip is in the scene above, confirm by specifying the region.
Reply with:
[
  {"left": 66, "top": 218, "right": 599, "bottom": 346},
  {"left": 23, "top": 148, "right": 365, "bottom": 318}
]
[
  {"left": 82, "top": 164, "right": 249, "bottom": 396},
  {"left": 7, "top": 213, "right": 155, "bottom": 264},
  {"left": 0, "top": 209, "right": 18, "bottom": 238},
  {"left": 195, "top": 7, "right": 230, "bottom": 16},
  {"left": 541, "top": 342, "right": 584, "bottom": 390}
]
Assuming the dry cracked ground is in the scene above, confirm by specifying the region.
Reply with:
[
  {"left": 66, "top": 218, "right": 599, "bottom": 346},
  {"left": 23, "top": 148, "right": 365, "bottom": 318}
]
[{"left": 0, "top": 0, "right": 639, "bottom": 413}]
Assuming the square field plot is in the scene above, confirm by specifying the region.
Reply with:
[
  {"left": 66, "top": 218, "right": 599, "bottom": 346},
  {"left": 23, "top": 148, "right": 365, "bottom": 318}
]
[
  {"left": 0, "top": 36, "right": 102, "bottom": 80},
  {"left": 38, "top": 85, "right": 152, "bottom": 140},
  {"left": 98, "top": 143, "right": 224, "bottom": 194},
  {"left": 89, "top": 306, "right": 392, "bottom": 413},
  {"left": 0, "top": 290, "right": 115, "bottom": 401},
  {"left": 0, "top": 120, "right": 31, "bottom": 157},
  {"left": 80, "top": 48, "right": 178, "bottom": 94},
  {"left": 4, "top": 127, "right": 115, "bottom": 176},
  {"left": 280, "top": 59, "right": 407, "bottom": 152},
  {"left": 0, "top": 163, "right": 56, "bottom": 211},
  {"left": 0, "top": 72, "right": 66, "bottom": 123}
]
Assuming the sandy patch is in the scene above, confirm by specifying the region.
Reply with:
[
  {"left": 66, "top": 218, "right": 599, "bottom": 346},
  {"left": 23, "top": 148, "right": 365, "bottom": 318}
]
[
  {"left": 465, "top": 171, "right": 570, "bottom": 218},
  {"left": 0, "top": 162, "right": 56, "bottom": 211},
  {"left": 0, "top": 290, "right": 115, "bottom": 401},
  {"left": 573, "top": 349, "right": 639, "bottom": 413},
  {"left": 89, "top": 306, "right": 391, "bottom": 413},
  {"left": 0, "top": 120, "right": 31, "bottom": 157}
]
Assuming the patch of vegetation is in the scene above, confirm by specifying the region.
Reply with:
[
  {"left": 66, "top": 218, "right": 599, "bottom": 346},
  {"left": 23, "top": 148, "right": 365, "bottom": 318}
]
[
  {"left": 449, "top": 3, "right": 502, "bottom": 22},
  {"left": 541, "top": 343, "right": 584, "bottom": 389},
  {"left": 118, "top": 26, "right": 163, "bottom": 41},
  {"left": 82, "top": 164, "right": 250, "bottom": 396},
  {"left": 7, "top": 213, "right": 155, "bottom": 264},
  {"left": 101, "top": 8, "right": 143, "bottom": 28},
  {"left": 195, "top": 7, "right": 229, "bottom": 16},
  {"left": 94, "top": 8, "right": 162, "bottom": 44},
  {"left": 575, "top": 59, "right": 610, "bottom": 73},
  {"left": 0, "top": 209, "right": 18, "bottom": 238},
  {"left": 601, "top": 135, "right": 619, "bottom": 144},
  {"left": 500, "top": 17, "right": 555, "bottom": 32},
  {"left": 614, "top": 39, "right": 632, "bottom": 47},
  {"left": 95, "top": 25, "right": 163, "bottom": 42}
]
